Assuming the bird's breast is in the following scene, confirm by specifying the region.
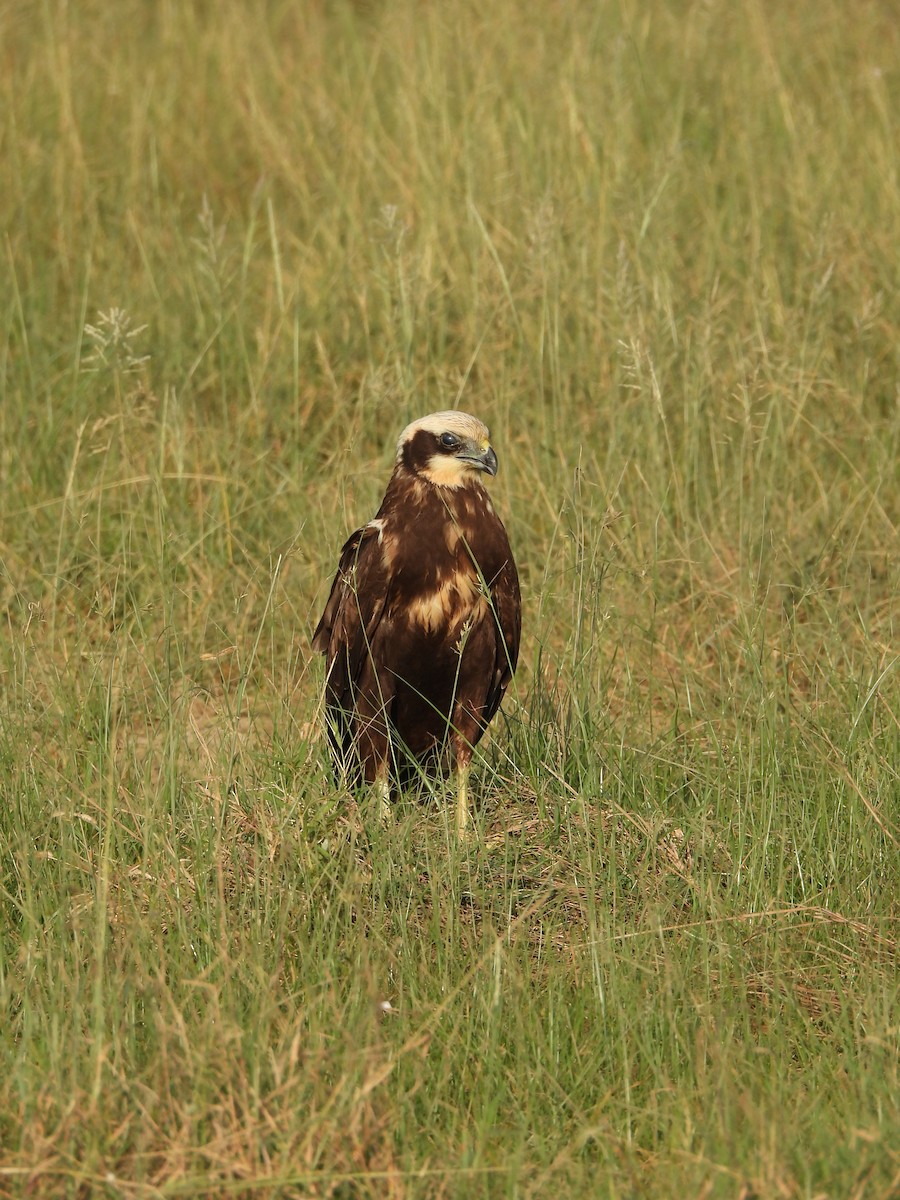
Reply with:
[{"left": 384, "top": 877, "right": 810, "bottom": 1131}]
[
  {"left": 377, "top": 481, "right": 506, "bottom": 637},
  {"left": 403, "top": 570, "right": 488, "bottom": 634}
]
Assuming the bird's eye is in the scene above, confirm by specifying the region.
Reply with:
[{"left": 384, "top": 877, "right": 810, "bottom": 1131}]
[{"left": 440, "top": 432, "right": 460, "bottom": 449}]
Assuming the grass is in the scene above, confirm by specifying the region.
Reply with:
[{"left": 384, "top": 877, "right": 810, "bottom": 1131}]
[{"left": 1, "top": 0, "right": 898, "bottom": 1195}]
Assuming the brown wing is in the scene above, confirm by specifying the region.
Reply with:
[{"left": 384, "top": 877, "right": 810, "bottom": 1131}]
[
  {"left": 312, "top": 524, "right": 392, "bottom": 762},
  {"left": 483, "top": 542, "right": 521, "bottom": 726}
]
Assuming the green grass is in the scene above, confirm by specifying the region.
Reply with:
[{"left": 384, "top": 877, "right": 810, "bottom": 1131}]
[{"left": 1, "top": 0, "right": 899, "bottom": 1195}]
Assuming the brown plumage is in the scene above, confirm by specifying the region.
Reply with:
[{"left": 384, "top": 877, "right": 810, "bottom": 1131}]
[{"left": 312, "top": 411, "right": 521, "bottom": 832}]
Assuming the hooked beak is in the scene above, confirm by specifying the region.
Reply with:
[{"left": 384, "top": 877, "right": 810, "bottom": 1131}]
[{"left": 459, "top": 444, "right": 498, "bottom": 476}]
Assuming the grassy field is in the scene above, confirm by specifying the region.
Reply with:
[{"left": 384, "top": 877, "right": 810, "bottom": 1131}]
[{"left": 1, "top": 0, "right": 899, "bottom": 1195}]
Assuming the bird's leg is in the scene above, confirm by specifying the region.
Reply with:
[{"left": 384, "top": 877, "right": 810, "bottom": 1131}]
[
  {"left": 455, "top": 759, "right": 471, "bottom": 837},
  {"left": 449, "top": 699, "right": 481, "bottom": 837},
  {"left": 357, "top": 696, "right": 394, "bottom": 824},
  {"left": 374, "top": 763, "right": 392, "bottom": 825},
  {"left": 451, "top": 732, "right": 476, "bottom": 837}
]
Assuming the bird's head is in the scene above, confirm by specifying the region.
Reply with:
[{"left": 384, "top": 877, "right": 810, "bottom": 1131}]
[{"left": 396, "top": 410, "right": 498, "bottom": 489}]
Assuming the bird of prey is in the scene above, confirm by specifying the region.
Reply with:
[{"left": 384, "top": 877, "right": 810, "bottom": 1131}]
[{"left": 312, "top": 410, "right": 521, "bottom": 833}]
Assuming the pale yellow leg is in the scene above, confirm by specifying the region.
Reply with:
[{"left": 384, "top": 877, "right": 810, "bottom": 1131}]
[
  {"left": 455, "top": 761, "right": 471, "bottom": 837},
  {"left": 374, "top": 767, "right": 392, "bottom": 824}
]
